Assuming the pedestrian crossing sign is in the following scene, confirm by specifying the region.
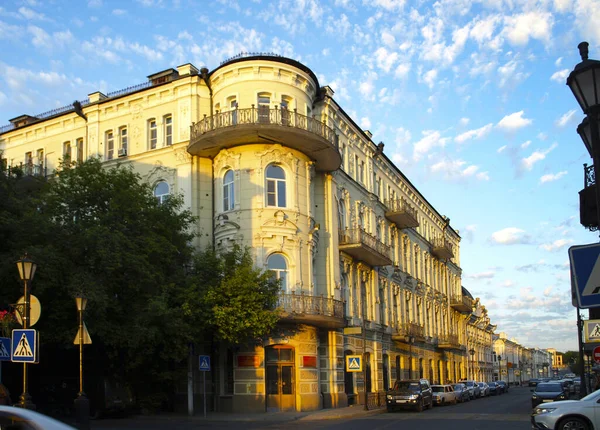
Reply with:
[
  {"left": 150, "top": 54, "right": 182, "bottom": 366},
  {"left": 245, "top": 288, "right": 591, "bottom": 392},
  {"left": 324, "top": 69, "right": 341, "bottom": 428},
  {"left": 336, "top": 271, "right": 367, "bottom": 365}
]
[
  {"left": 585, "top": 320, "right": 600, "bottom": 343},
  {"left": 0, "top": 337, "right": 10, "bottom": 362},
  {"left": 199, "top": 355, "right": 211, "bottom": 371},
  {"left": 11, "top": 329, "right": 37, "bottom": 363},
  {"left": 346, "top": 355, "right": 362, "bottom": 372}
]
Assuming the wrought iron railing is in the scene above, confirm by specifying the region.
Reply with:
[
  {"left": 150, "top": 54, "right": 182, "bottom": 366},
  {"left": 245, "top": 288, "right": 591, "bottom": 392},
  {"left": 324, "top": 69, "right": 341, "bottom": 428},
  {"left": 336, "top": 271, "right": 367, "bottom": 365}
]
[
  {"left": 220, "top": 52, "right": 285, "bottom": 66},
  {"left": 402, "top": 322, "right": 425, "bottom": 339},
  {"left": 338, "top": 228, "right": 391, "bottom": 258},
  {"left": 431, "top": 236, "right": 453, "bottom": 254},
  {"left": 190, "top": 106, "right": 337, "bottom": 149},
  {"left": 451, "top": 294, "right": 473, "bottom": 309},
  {"left": 2, "top": 162, "right": 47, "bottom": 178},
  {"left": 277, "top": 292, "right": 344, "bottom": 319},
  {"left": 584, "top": 163, "right": 595, "bottom": 187},
  {"left": 438, "top": 334, "right": 460, "bottom": 348},
  {"left": 384, "top": 197, "right": 418, "bottom": 218}
]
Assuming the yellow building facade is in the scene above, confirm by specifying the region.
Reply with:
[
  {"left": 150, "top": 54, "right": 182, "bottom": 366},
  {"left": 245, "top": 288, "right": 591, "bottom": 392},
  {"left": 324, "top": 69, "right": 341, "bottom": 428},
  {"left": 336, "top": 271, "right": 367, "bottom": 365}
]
[{"left": 0, "top": 54, "right": 493, "bottom": 413}]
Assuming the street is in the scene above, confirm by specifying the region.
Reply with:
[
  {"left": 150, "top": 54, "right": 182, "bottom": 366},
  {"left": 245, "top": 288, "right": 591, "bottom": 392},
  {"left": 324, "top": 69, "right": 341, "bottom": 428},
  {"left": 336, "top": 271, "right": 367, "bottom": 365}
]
[{"left": 91, "top": 386, "right": 534, "bottom": 430}]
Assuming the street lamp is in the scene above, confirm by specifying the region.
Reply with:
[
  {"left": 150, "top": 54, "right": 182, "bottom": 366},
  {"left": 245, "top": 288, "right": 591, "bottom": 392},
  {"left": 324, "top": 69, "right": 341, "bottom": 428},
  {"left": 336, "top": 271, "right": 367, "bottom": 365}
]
[
  {"left": 15, "top": 254, "right": 36, "bottom": 410},
  {"left": 405, "top": 335, "right": 415, "bottom": 379},
  {"left": 74, "top": 295, "right": 90, "bottom": 430},
  {"left": 469, "top": 348, "right": 475, "bottom": 380}
]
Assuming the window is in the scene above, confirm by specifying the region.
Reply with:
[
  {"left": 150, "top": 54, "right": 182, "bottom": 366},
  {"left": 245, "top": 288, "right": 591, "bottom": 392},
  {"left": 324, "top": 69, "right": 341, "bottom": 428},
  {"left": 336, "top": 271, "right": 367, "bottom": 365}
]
[
  {"left": 106, "top": 132, "right": 114, "bottom": 160},
  {"left": 267, "top": 253, "right": 288, "bottom": 291},
  {"left": 119, "top": 127, "right": 128, "bottom": 155},
  {"left": 164, "top": 115, "right": 172, "bottom": 146},
  {"left": 223, "top": 169, "right": 234, "bottom": 212},
  {"left": 76, "top": 138, "right": 84, "bottom": 164},
  {"left": 257, "top": 93, "right": 270, "bottom": 123},
  {"left": 36, "top": 149, "right": 44, "bottom": 175},
  {"left": 63, "top": 141, "right": 71, "bottom": 161},
  {"left": 154, "top": 181, "right": 170, "bottom": 204},
  {"left": 149, "top": 119, "right": 157, "bottom": 149},
  {"left": 266, "top": 165, "right": 286, "bottom": 207},
  {"left": 359, "top": 160, "right": 365, "bottom": 184},
  {"left": 281, "top": 96, "right": 292, "bottom": 125},
  {"left": 25, "top": 152, "right": 32, "bottom": 175},
  {"left": 228, "top": 97, "right": 238, "bottom": 125}
]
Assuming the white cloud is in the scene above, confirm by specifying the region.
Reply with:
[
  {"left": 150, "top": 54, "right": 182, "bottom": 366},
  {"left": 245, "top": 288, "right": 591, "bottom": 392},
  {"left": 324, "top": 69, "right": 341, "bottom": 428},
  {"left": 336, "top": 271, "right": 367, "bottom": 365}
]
[
  {"left": 502, "top": 11, "right": 554, "bottom": 46},
  {"left": 496, "top": 110, "right": 533, "bottom": 132},
  {"left": 491, "top": 227, "right": 532, "bottom": 245},
  {"left": 430, "top": 158, "right": 490, "bottom": 181},
  {"left": 555, "top": 109, "right": 577, "bottom": 128},
  {"left": 413, "top": 130, "right": 448, "bottom": 160},
  {"left": 540, "top": 171, "right": 568, "bottom": 183},
  {"left": 521, "top": 140, "right": 531, "bottom": 149},
  {"left": 361, "top": 117, "right": 371, "bottom": 129},
  {"left": 395, "top": 127, "right": 411, "bottom": 146},
  {"left": 550, "top": 69, "right": 569, "bottom": 83},
  {"left": 454, "top": 123, "right": 493, "bottom": 143},
  {"left": 112, "top": 9, "right": 127, "bottom": 15},
  {"left": 497, "top": 145, "right": 507, "bottom": 153},
  {"left": 374, "top": 46, "right": 398, "bottom": 73},
  {"left": 539, "top": 239, "right": 574, "bottom": 252},
  {"left": 368, "top": 0, "right": 406, "bottom": 11},
  {"left": 467, "top": 271, "right": 496, "bottom": 279},
  {"left": 421, "top": 68, "right": 438, "bottom": 89},
  {"left": 522, "top": 143, "right": 558, "bottom": 170},
  {"left": 394, "top": 63, "right": 410, "bottom": 79},
  {"left": 470, "top": 15, "right": 499, "bottom": 43},
  {"left": 574, "top": 0, "right": 600, "bottom": 46},
  {"left": 555, "top": 57, "right": 563, "bottom": 67},
  {"left": 18, "top": 7, "right": 48, "bottom": 21},
  {"left": 554, "top": 0, "right": 572, "bottom": 12},
  {"left": 381, "top": 30, "right": 395, "bottom": 46}
]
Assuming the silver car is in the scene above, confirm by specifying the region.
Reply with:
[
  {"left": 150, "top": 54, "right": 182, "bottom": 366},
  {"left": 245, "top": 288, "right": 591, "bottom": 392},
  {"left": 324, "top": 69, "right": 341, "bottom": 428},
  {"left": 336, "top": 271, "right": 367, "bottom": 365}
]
[{"left": 532, "top": 387, "right": 600, "bottom": 430}]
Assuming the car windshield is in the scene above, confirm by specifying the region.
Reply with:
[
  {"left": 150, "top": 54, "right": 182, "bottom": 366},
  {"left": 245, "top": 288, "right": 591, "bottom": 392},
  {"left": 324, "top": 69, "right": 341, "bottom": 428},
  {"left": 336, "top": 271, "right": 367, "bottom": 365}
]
[
  {"left": 431, "top": 386, "right": 444, "bottom": 392},
  {"left": 393, "top": 381, "right": 419, "bottom": 392},
  {"left": 452, "top": 385, "right": 463, "bottom": 391},
  {"left": 536, "top": 383, "right": 562, "bottom": 392},
  {"left": 465, "top": 382, "right": 474, "bottom": 387},
  {"left": 487, "top": 382, "right": 496, "bottom": 386}
]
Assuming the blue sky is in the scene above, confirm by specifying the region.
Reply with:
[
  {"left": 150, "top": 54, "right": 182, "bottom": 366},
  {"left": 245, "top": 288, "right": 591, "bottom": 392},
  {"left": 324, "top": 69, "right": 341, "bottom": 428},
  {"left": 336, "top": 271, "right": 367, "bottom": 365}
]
[{"left": 1, "top": 0, "right": 599, "bottom": 353}]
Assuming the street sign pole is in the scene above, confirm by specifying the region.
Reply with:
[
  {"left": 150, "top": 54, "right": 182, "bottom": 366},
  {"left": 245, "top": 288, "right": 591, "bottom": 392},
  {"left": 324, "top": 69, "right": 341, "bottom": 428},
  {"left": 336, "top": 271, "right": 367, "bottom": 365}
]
[{"left": 578, "top": 307, "right": 587, "bottom": 397}]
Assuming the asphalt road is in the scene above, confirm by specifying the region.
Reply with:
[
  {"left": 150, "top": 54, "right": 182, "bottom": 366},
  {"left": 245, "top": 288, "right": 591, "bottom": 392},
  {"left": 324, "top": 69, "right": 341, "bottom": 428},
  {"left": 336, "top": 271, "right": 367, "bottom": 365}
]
[{"left": 91, "top": 386, "right": 535, "bottom": 430}]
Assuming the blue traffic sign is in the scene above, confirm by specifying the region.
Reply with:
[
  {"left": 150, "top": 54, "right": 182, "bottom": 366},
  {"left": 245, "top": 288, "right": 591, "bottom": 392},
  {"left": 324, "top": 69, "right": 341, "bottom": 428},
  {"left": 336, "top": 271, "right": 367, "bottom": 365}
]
[
  {"left": 570, "top": 243, "right": 600, "bottom": 308},
  {"left": 11, "top": 329, "right": 37, "bottom": 363},
  {"left": 0, "top": 337, "right": 10, "bottom": 362},
  {"left": 199, "top": 355, "right": 210, "bottom": 371}
]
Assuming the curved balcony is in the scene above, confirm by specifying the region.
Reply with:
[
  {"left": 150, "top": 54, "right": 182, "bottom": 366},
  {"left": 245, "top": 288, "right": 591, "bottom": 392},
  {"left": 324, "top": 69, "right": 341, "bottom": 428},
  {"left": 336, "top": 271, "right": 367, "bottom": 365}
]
[
  {"left": 450, "top": 294, "right": 473, "bottom": 313},
  {"left": 338, "top": 228, "right": 392, "bottom": 267},
  {"left": 277, "top": 292, "right": 345, "bottom": 329},
  {"left": 431, "top": 237, "right": 454, "bottom": 260},
  {"left": 189, "top": 106, "right": 341, "bottom": 172},
  {"left": 384, "top": 198, "right": 419, "bottom": 229}
]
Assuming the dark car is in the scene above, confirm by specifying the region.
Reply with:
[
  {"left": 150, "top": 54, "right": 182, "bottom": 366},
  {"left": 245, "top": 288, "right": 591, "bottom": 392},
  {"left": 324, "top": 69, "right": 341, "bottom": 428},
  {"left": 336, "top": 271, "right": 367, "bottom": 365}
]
[
  {"left": 487, "top": 381, "right": 501, "bottom": 395},
  {"left": 529, "top": 378, "right": 541, "bottom": 387},
  {"left": 531, "top": 382, "right": 569, "bottom": 408},
  {"left": 452, "top": 383, "right": 470, "bottom": 403},
  {"left": 386, "top": 379, "right": 433, "bottom": 412},
  {"left": 497, "top": 380, "right": 509, "bottom": 392}
]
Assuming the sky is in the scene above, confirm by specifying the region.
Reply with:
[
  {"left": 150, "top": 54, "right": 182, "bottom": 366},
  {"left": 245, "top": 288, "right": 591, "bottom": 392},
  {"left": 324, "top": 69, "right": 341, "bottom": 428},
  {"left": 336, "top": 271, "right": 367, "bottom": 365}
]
[{"left": 1, "top": 0, "right": 600, "bottom": 354}]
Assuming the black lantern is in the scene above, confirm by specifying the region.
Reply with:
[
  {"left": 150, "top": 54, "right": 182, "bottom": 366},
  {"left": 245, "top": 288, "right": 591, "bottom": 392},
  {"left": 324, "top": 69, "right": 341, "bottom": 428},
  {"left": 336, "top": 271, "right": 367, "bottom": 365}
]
[{"left": 567, "top": 42, "right": 600, "bottom": 114}]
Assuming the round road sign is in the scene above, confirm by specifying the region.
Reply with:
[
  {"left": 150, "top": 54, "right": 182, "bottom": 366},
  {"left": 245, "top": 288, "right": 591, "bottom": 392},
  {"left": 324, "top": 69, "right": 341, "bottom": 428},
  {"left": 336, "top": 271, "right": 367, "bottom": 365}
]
[{"left": 593, "top": 345, "right": 600, "bottom": 364}]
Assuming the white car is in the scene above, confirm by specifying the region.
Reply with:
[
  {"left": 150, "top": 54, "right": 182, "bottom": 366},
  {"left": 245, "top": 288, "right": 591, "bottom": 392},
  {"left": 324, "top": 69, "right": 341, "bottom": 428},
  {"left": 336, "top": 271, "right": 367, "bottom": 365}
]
[
  {"left": 431, "top": 384, "right": 458, "bottom": 406},
  {"left": 532, "top": 387, "right": 600, "bottom": 430},
  {"left": 0, "top": 405, "right": 76, "bottom": 429}
]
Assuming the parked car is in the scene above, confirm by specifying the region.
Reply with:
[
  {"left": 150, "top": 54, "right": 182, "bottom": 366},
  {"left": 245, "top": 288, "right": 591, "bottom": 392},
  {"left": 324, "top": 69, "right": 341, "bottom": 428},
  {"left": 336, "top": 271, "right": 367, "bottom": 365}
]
[
  {"left": 497, "top": 380, "right": 509, "bottom": 392},
  {"left": 532, "top": 387, "right": 600, "bottom": 429},
  {"left": 478, "top": 382, "right": 490, "bottom": 397},
  {"left": 529, "top": 378, "right": 541, "bottom": 387},
  {"left": 386, "top": 379, "right": 433, "bottom": 412},
  {"left": 431, "top": 385, "right": 458, "bottom": 406},
  {"left": 452, "top": 383, "right": 471, "bottom": 403},
  {"left": 0, "top": 405, "right": 76, "bottom": 429},
  {"left": 460, "top": 380, "right": 481, "bottom": 399},
  {"left": 487, "top": 381, "right": 502, "bottom": 395},
  {"left": 531, "top": 382, "right": 569, "bottom": 408}
]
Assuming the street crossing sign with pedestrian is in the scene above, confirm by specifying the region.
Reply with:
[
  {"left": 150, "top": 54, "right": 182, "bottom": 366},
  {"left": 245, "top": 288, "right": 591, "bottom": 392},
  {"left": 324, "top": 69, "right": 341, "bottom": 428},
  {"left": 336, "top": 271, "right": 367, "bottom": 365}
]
[
  {"left": 569, "top": 243, "right": 600, "bottom": 308},
  {"left": 199, "top": 355, "right": 210, "bottom": 371},
  {"left": 11, "top": 329, "right": 37, "bottom": 363},
  {"left": 585, "top": 320, "right": 600, "bottom": 343},
  {"left": 0, "top": 337, "right": 10, "bottom": 362},
  {"left": 346, "top": 355, "right": 362, "bottom": 372}
]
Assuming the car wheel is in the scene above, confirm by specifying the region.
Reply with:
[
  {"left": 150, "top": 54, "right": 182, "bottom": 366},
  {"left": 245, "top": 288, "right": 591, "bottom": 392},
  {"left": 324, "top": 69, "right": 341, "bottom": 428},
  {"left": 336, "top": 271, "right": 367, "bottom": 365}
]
[
  {"left": 558, "top": 417, "right": 589, "bottom": 430},
  {"left": 416, "top": 400, "right": 423, "bottom": 412}
]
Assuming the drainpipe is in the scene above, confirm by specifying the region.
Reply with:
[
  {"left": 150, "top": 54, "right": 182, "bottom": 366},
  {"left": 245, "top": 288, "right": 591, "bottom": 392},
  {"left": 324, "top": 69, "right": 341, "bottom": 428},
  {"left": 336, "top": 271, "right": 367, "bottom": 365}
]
[{"left": 73, "top": 101, "right": 88, "bottom": 164}]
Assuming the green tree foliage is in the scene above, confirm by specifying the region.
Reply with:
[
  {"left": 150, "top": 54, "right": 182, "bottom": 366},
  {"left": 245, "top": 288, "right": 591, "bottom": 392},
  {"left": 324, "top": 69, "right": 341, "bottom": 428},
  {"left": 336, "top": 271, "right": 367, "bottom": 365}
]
[{"left": 185, "top": 245, "right": 281, "bottom": 344}]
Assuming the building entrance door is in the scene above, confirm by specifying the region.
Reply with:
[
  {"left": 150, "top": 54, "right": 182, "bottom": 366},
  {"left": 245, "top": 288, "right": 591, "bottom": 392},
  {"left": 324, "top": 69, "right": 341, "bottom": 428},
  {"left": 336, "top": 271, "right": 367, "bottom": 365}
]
[{"left": 266, "top": 346, "right": 295, "bottom": 412}]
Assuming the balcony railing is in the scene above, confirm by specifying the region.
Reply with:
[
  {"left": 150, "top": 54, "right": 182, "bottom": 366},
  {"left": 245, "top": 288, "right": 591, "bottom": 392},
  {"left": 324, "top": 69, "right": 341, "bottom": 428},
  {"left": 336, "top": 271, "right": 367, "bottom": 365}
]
[
  {"left": 437, "top": 334, "right": 461, "bottom": 350},
  {"left": 2, "top": 162, "right": 47, "bottom": 178},
  {"left": 450, "top": 294, "right": 473, "bottom": 313},
  {"left": 277, "top": 292, "right": 345, "bottom": 329},
  {"left": 384, "top": 198, "right": 419, "bottom": 229},
  {"left": 189, "top": 106, "right": 341, "bottom": 171},
  {"left": 338, "top": 228, "right": 392, "bottom": 267},
  {"left": 431, "top": 236, "right": 454, "bottom": 260}
]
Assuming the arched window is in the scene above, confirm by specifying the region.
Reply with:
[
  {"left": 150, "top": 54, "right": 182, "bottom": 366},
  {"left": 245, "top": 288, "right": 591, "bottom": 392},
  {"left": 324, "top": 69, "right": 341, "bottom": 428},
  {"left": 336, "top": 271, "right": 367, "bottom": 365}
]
[
  {"left": 338, "top": 198, "right": 346, "bottom": 230},
  {"left": 266, "top": 165, "right": 286, "bottom": 207},
  {"left": 154, "top": 181, "right": 170, "bottom": 204},
  {"left": 267, "top": 253, "right": 288, "bottom": 291},
  {"left": 223, "top": 169, "right": 234, "bottom": 212}
]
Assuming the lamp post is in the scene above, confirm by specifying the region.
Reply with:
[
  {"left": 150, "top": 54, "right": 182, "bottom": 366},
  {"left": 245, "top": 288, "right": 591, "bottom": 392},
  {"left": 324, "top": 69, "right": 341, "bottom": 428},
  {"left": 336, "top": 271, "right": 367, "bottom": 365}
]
[
  {"left": 15, "top": 254, "right": 36, "bottom": 410},
  {"left": 469, "top": 348, "right": 475, "bottom": 381},
  {"left": 74, "top": 295, "right": 90, "bottom": 430}
]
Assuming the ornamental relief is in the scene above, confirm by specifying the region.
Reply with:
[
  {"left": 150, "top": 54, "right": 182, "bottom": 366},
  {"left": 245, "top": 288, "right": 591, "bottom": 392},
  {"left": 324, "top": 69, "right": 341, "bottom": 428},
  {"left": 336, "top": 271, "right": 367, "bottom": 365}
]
[
  {"left": 144, "top": 162, "right": 176, "bottom": 190},
  {"left": 256, "top": 144, "right": 298, "bottom": 174},
  {"left": 175, "top": 148, "right": 191, "bottom": 164},
  {"left": 214, "top": 149, "right": 242, "bottom": 173}
]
